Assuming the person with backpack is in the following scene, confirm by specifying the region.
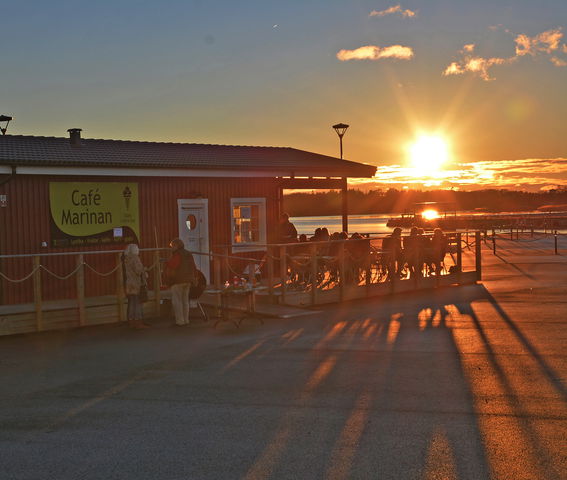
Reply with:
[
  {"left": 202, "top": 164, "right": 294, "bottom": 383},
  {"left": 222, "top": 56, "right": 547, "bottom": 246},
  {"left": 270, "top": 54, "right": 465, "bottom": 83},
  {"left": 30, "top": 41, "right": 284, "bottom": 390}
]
[{"left": 164, "top": 238, "right": 198, "bottom": 326}]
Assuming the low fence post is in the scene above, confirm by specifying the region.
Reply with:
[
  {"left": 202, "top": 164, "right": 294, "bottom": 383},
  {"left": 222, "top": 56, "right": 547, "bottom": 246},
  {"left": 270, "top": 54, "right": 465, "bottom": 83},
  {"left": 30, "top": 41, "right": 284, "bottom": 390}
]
[
  {"left": 153, "top": 249, "right": 161, "bottom": 316},
  {"left": 76, "top": 254, "right": 86, "bottom": 326},
  {"left": 555, "top": 232, "right": 558, "bottom": 255},
  {"left": 213, "top": 250, "right": 221, "bottom": 289},
  {"left": 222, "top": 247, "right": 229, "bottom": 285},
  {"left": 310, "top": 243, "right": 318, "bottom": 306},
  {"left": 456, "top": 233, "right": 462, "bottom": 273},
  {"left": 338, "top": 242, "right": 345, "bottom": 301},
  {"left": 116, "top": 252, "right": 126, "bottom": 323},
  {"left": 492, "top": 235, "right": 496, "bottom": 255},
  {"left": 267, "top": 246, "right": 275, "bottom": 303},
  {"left": 475, "top": 231, "right": 482, "bottom": 281},
  {"left": 33, "top": 256, "right": 42, "bottom": 332},
  {"left": 279, "top": 245, "right": 287, "bottom": 304}
]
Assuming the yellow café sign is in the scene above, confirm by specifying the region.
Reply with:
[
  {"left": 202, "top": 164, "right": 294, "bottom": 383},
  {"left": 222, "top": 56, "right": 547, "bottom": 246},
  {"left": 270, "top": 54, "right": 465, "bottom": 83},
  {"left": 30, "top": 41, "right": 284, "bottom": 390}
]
[{"left": 49, "top": 182, "right": 140, "bottom": 247}]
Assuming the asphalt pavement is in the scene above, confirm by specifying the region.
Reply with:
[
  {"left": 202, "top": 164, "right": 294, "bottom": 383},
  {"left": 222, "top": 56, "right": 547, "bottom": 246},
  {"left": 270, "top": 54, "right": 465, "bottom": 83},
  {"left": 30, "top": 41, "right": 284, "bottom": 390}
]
[{"left": 1, "top": 236, "right": 566, "bottom": 480}]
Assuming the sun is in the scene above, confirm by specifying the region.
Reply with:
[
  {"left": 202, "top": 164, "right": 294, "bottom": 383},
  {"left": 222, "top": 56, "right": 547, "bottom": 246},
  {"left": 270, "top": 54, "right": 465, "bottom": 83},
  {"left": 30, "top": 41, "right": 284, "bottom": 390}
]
[{"left": 408, "top": 134, "right": 450, "bottom": 176}]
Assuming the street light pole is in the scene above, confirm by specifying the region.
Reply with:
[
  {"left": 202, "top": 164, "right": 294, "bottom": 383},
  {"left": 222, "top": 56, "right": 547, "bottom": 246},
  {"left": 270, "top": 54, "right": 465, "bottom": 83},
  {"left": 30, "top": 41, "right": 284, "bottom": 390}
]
[
  {"left": 332, "top": 123, "right": 349, "bottom": 159},
  {"left": 0, "top": 115, "right": 12, "bottom": 136}
]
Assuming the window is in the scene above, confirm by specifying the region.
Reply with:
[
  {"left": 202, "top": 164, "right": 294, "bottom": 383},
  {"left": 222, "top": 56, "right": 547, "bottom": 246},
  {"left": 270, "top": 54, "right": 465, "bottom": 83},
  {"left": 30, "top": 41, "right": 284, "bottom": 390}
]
[{"left": 231, "top": 198, "right": 266, "bottom": 252}]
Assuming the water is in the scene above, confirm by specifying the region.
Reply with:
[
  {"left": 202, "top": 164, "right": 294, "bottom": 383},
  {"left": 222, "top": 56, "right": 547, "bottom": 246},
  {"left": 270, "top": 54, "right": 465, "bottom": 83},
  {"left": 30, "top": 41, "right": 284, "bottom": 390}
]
[
  {"left": 291, "top": 215, "right": 393, "bottom": 236},
  {"left": 291, "top": 214, "right": 567, "bottom": 236}
]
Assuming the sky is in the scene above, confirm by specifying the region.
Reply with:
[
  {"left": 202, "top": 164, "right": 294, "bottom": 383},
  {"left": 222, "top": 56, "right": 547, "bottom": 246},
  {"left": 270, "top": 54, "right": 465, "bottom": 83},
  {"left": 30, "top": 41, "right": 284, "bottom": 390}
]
[{"left": 1, "top": 0, "right": 566, "bottom": 191}]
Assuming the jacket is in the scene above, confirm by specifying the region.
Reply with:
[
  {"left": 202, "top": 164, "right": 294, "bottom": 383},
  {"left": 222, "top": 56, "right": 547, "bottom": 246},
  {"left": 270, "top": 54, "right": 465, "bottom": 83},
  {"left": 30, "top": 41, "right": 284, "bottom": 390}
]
[{"left": 165, "top": 248, "right": 198, "bottom": 286}]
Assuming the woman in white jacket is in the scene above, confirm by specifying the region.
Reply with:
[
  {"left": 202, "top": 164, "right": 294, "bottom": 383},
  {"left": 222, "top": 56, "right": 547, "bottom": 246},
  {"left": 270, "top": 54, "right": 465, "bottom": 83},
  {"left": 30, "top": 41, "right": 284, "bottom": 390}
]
[{"left": 123, "top": 244, "right": 149, "bottom": 329}]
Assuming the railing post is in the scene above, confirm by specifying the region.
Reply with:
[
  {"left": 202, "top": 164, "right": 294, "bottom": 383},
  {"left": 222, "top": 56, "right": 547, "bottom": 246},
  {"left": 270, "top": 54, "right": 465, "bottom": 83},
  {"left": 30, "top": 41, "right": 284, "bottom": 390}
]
[
  {"left": 554, "top": 232, "right": 558, "bottom": 255},
  {"left": 223, "top": 247, "right": 229, "bottom": 285},
  {"left": 267, "top": 246, "right": 275, "bottom": 303},
  {"left": 153, "top": 249, "right": 161, "bottom": 316},
  {"left": 492, "top": 235, "right": 496, "bottom": 255},
  {"left": 213, "top": 249, "right": 221, "bottom": 289},
  {"left": 76, "top": 254, "right": 86, "bottom": 326},
  {"left": 338, "top": 241, "right": 345, "bottom": 301},
  {"left": 116, "top": 252, "right": 126, "bottom": 323},
  {"left": 279, "top": 245, "right": 287, "bottom": 304},
  {"left": 456, "top": 233, "right": 462, "bottom": 274},
  {"left": 475, "top": 231, "right": 482, "bottom": 281},
  {"left": 310, "top": 243, "right": 318, "bottom": 306},
  {"left": 33, "top": 256, "right": 42, "bottom": 332}
]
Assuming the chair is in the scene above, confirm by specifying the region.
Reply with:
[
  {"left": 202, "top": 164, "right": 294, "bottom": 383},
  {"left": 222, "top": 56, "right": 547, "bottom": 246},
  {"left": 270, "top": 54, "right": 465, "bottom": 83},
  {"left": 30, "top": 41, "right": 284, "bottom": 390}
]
[{"left": 188, "top": 270, "right": 208, "bottom": 322}]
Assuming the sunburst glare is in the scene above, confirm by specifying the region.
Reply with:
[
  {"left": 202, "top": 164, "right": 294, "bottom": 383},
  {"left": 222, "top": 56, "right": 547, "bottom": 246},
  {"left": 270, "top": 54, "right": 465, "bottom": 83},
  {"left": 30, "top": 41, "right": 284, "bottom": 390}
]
[{"left": 407, "top": 134, "right": 450, "bottom": 177}]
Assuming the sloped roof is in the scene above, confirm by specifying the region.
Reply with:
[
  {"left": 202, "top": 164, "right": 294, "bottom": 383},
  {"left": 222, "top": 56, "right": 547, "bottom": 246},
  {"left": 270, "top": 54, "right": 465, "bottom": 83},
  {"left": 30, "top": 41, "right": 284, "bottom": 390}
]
[{"left": 0, "top": 135, "right": 376, "bottom": 178}]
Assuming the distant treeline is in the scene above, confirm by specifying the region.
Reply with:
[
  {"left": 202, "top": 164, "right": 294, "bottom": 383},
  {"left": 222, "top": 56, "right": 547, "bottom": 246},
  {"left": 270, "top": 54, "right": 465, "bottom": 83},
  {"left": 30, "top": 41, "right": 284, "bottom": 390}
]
[{"left": 284, "top": 188, "right": 567, "bottom": 216}]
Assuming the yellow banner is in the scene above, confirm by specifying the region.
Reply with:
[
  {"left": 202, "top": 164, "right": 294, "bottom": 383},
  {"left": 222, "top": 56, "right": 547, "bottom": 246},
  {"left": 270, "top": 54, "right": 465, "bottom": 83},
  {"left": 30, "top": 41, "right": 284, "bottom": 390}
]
[{"left": 49, "top": 182, "right": 140, "bottom": 240}]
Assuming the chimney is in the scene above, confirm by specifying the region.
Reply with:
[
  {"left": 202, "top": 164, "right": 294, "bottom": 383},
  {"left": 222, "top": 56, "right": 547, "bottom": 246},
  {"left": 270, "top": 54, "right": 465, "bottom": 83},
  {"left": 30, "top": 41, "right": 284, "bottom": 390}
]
[{"left": 67, "top": 128, "right": 82, "bottom": 146}]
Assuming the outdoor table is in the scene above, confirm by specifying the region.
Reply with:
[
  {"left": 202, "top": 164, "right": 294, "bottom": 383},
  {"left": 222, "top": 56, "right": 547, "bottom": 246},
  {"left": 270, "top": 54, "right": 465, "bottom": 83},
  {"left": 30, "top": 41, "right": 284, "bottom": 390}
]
[{"left": 212, "top": 286, "right": 266, "bottom": 328}]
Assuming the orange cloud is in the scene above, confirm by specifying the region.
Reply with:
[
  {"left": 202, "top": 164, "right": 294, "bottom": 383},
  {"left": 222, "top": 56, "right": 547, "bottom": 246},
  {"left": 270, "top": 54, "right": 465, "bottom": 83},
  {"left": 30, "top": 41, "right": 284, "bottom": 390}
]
[
  {"left": 352, "top": 158, "right": 567, "bottom": 191},
  {"left": 515, "top": 28, "right": 564, "bottom": 56},
  {"left": 337, "top": 44, "right": 414, "bottom": 61},
  {"left": 444, "top": 27, "right": 567, "bottom": 80},
  {"left": 443, "top": 54, "right": 508, "bottom": 81},
  {"left": 369, "top": 5, "right": 416, "bottom": 18}
]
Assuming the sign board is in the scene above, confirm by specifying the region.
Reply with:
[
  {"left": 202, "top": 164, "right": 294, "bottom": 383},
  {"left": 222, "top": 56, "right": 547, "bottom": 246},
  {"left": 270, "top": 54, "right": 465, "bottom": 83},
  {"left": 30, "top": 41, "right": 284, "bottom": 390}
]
[{"left": 49, "top": 182, "right": 140, "bottom": 247}]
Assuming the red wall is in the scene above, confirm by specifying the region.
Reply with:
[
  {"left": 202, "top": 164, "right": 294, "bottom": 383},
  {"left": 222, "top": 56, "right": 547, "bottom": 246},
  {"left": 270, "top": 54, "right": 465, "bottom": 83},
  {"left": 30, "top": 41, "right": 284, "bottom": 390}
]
[{"left": 0, "top": 174, "right": 279, "bottom": 304}]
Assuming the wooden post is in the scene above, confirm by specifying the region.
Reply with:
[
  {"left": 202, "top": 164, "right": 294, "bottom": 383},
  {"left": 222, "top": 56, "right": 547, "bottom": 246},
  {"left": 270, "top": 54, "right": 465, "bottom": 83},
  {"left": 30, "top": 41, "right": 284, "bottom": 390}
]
[
  {"left": 223, "top": 247, "right": 229, "bottom": 284},
  {"left": 338, "top": 242, "right": 345, "bottom": 301},
  {"left": 213, "top": 249, "right": 221, "bottom": 289},
  {"left": 116, "top": 252, "right": 126, "bottom": 323},
  {"left": 555, "top": 233, "right": 558, "bottom": 255},
  {"left": 475, "top": 231, "right": 482, "bottom": 281},
  {"left": 341, "top": 178, "right": 348, "bottom": 233},
  {"left": 153, "top": 249, "right": 161, "bottom": 317},
  {"left": 279, "top": 245, "right": 287, "bottom": 304},
  {"left": 456, "top": 233, "right": 462, "bottom": 274},
  {"left": 267, "top": 246, "right": 274, "bottom": 302},
  {"left": 33, "top": 256, "right": 42, "bottom": 332},
  {"left": 76, "top": 254, "right": 86, "bottom": 326},
  {"left": 310, "top": 243, "right": 318, "bottom": 306}
]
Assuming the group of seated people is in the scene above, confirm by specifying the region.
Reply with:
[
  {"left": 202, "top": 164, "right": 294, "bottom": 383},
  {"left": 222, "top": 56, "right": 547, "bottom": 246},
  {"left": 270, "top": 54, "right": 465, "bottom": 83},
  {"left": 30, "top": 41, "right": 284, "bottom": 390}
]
[
  {"left": 382, "top": 226, "right": 449, "bottom": 279},
  {"left": 279, "top": 215, "right": 450, "bottom": 285}
]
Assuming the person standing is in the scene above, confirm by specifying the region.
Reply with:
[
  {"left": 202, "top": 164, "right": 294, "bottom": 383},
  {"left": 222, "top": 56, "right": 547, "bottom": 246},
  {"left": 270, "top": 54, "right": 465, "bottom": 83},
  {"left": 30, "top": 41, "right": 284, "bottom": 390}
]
[
  {"left": 279, "top": 213, "right": 298, "bottom": 243},
  {"left": 122, "top": 244, "right": 149, "bottom": 330},
  {"left": 165, "top": 238, "right": 198, "bottom": 326}
]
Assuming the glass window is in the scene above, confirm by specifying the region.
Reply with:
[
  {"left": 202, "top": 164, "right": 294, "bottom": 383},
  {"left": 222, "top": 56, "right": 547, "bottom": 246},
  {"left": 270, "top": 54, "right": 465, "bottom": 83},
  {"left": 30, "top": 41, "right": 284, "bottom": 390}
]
[{"left": 231, "top": 198, "right": 266, "bottom": 252}]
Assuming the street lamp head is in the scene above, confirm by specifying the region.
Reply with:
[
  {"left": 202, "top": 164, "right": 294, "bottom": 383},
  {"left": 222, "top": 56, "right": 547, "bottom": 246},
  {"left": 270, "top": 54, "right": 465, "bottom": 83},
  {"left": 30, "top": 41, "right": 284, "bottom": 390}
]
[
  {"left": 0, "top": 115, "right": 12, "bottom": 136},
  {"left": 332, "top": 123, "right": 349, "bottom": 138}
]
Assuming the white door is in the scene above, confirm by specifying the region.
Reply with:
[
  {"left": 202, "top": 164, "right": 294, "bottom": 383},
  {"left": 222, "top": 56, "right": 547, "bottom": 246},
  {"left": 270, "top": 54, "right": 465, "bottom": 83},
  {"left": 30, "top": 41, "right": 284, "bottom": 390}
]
[{"left": 177, "top": 199, "right": 210, "bottom": 283}]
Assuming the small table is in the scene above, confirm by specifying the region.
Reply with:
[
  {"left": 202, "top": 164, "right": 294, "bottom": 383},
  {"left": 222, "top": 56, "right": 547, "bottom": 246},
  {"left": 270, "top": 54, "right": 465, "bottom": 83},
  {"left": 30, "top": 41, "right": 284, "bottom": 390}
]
[{"left": 212, "top": 287, "right": 265, "bottom": 328}]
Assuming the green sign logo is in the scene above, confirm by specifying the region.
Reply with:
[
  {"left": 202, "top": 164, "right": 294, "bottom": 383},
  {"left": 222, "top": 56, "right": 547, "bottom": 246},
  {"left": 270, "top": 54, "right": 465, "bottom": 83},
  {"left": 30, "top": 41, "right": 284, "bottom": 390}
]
[{"left": 49, "top": 182, "right": 140, "bottom": 245}]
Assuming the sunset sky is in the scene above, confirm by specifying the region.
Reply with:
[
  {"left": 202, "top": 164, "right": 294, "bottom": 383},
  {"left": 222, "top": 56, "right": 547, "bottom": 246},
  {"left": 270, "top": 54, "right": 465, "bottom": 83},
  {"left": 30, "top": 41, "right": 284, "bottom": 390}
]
[{"left": 2, "top": 0, "right": 566, "bottom": 191}]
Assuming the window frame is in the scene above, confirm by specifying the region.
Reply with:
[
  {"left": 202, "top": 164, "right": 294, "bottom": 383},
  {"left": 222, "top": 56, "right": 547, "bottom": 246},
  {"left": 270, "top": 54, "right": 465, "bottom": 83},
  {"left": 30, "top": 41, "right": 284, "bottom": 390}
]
[{"left": 230, "top": 197, "right": 267, "bottom": 253}]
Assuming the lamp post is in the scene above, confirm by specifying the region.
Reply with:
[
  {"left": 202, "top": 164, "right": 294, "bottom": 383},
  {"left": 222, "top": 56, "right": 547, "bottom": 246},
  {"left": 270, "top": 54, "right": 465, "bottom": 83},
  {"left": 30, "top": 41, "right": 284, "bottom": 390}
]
[
  {"left": 0, "top": 115, "right": 12, "bottom": 136},
  {"left": 332, "top": 123, "right": 349, "bottom": 159}
]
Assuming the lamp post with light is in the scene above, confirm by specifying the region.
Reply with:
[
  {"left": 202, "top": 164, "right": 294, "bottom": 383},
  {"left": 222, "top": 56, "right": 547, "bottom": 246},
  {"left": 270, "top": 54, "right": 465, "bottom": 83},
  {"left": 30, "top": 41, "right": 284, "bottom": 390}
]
[
  {"left": 332, "top": 123, "right": 350, "bottom": 232},
  {"left": 332, "top": 123, "right": 349, "bottom": 159},
  {"left": 0, "top": 115, "right": 12, "bottom": 136}
]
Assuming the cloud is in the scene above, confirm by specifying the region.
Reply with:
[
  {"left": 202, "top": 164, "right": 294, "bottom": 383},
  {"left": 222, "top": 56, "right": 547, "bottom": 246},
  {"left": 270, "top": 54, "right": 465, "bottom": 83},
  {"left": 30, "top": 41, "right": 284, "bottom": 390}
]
[
  {"left": 550, "top": 56, "right": 567, "bottom": 67},
  {"left": 337, "top": 44, "right": 414, "bottom": 61},
  {"left": 444, "top": 27, "right": 567, "bottom": 80},
  {"left": 515, "top": 28, "right": 564, "bottom": 56},
  {"left": 359, "top": 157, "right": 567, "bottom": 191},
  {"left": 443, "top": 54, "right": 508, "bottom": 81},
  {"left": 369, "top": 5, "right": 416, "bottom": 18}
]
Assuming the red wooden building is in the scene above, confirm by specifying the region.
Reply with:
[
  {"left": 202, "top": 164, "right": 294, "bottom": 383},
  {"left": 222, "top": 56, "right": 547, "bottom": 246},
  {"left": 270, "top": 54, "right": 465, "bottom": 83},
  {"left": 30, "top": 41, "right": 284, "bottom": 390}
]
[{"left": 0, "top": 129, "right": 376, "bottom": 305}]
